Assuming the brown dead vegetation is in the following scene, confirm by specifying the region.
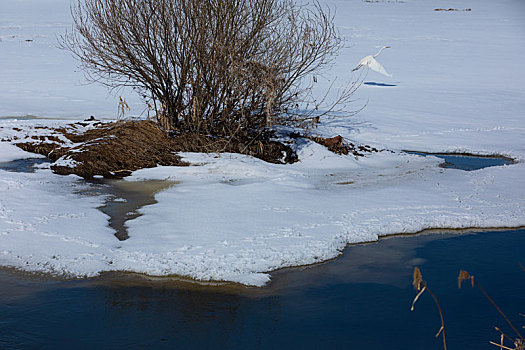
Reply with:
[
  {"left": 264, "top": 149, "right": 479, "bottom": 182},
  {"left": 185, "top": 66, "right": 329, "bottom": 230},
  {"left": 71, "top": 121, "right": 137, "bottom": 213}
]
[
  {"left": 17, "top": 120, "right": 187, "bottom": 178},
  {"left": 12, "top": 119, "right": 298, "bottom": 179},
  {"left": 9, "top": 119, "right": 381, "bottom": 179},
  {"left": 290, "top": 132, "right": 380, "bottom": 157},
  {"left": 53, "top": 121, "right": 188, "bottom": 178},
  {"left": 168, "top": 131, "right": 298, "bottom": 165}
]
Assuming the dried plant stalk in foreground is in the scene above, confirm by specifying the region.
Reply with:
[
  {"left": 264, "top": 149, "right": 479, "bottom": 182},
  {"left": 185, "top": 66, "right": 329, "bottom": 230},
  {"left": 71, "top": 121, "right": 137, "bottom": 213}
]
[
  {"left": 458, "top": 269, "right": 524, "bottom": 350},
  {"left": 411, "top": 267, "right": 448, "bottom": 350}
]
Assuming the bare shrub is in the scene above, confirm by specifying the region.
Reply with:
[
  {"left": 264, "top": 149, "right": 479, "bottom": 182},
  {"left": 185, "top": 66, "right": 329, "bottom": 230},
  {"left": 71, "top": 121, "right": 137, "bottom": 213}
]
[{"left": 60, "top": 0, "right": 356, "bottom": 136}]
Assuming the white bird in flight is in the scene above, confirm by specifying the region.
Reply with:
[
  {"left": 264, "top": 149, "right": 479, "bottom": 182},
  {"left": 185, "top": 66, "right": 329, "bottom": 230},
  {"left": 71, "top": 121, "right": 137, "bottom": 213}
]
[{"left": 352, "top": 46, "right": 392, "bottom": 77}]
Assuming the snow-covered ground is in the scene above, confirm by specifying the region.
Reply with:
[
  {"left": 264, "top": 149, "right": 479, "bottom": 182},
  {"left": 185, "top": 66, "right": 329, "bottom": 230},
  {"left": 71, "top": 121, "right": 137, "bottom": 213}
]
[
  {"left": 1, "top": 0, "right": 524, "bottom": 286},
  {"left": 0, "top": 0, "right": 143, "bottom": 119}
]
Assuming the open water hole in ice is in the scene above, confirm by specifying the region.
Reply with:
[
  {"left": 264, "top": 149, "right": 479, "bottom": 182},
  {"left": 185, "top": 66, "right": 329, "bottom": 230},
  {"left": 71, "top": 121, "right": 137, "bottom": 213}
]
[
  {"left": 405, "top": 152, "right": 514, "bottom": 171},
  {"left": 0, "top": 157, "right": 50, "bottom": 173},
  {"left": 0, "top": 228, "right": 524, "bottom": 350}
]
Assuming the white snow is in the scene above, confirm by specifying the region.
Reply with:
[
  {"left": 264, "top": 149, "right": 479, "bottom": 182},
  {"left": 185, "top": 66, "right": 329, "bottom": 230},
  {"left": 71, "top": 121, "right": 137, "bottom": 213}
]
[
  {"left": 0, "top": 0, "right": 524, "bottom": 285},
  {"left": 325, "top": 0, "right": 525, "bottom": 160},
  {"left": 121, "top": 150, "right": 523, "bottom": 286},
  {"left": 0, "top": 0, "right": 143, "bottom": 119},
  {"left": 53, "top": 155, "right": 81, "bottom": 168},
  {"left": 0, "top": 142, "right": 42, "bottom": 162},
  {"left": 0, "top": 168, "right": 117, "bottom": 276}
]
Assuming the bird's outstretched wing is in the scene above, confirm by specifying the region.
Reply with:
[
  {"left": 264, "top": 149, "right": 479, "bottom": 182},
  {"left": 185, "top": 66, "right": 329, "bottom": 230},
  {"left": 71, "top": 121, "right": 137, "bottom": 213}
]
[
  {"left": 352, "top": 56, "right": 370, "bottom": 72},
  {"left": 367, "top": 57, "right": 392, "bottom": 77}
]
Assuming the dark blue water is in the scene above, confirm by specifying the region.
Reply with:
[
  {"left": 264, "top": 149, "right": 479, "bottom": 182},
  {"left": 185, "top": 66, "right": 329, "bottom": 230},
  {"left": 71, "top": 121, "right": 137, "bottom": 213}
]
[
  {"left": 1, "top": 228, "right": 524, "bottom": 350},
  {"left": 437, "top": 154, "right": 513, "bottom": 170},
  {"left": 406, "top": 152, "right": 514, "bottom": 171}
]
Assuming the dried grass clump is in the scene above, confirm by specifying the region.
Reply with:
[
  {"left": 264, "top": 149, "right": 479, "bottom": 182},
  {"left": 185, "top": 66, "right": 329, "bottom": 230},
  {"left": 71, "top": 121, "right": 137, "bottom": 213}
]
[{"left": 50, "top": 120, "right": 187, "bottom": 178}]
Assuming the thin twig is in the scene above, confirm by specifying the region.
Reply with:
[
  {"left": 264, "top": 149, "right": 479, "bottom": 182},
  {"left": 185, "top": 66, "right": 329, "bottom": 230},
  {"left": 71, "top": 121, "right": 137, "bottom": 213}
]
[
  {"left": 475, "top": 281, "right": 523, "bottom": 340},
  {"left": 425, "top": 286, "right": 448, "bottom": 350},
  {"left": 489, "top": 341, "right": 515, "bottom": 350},
  {"left": 495, "top": 326, "right": 518, "bottom": 344}
]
